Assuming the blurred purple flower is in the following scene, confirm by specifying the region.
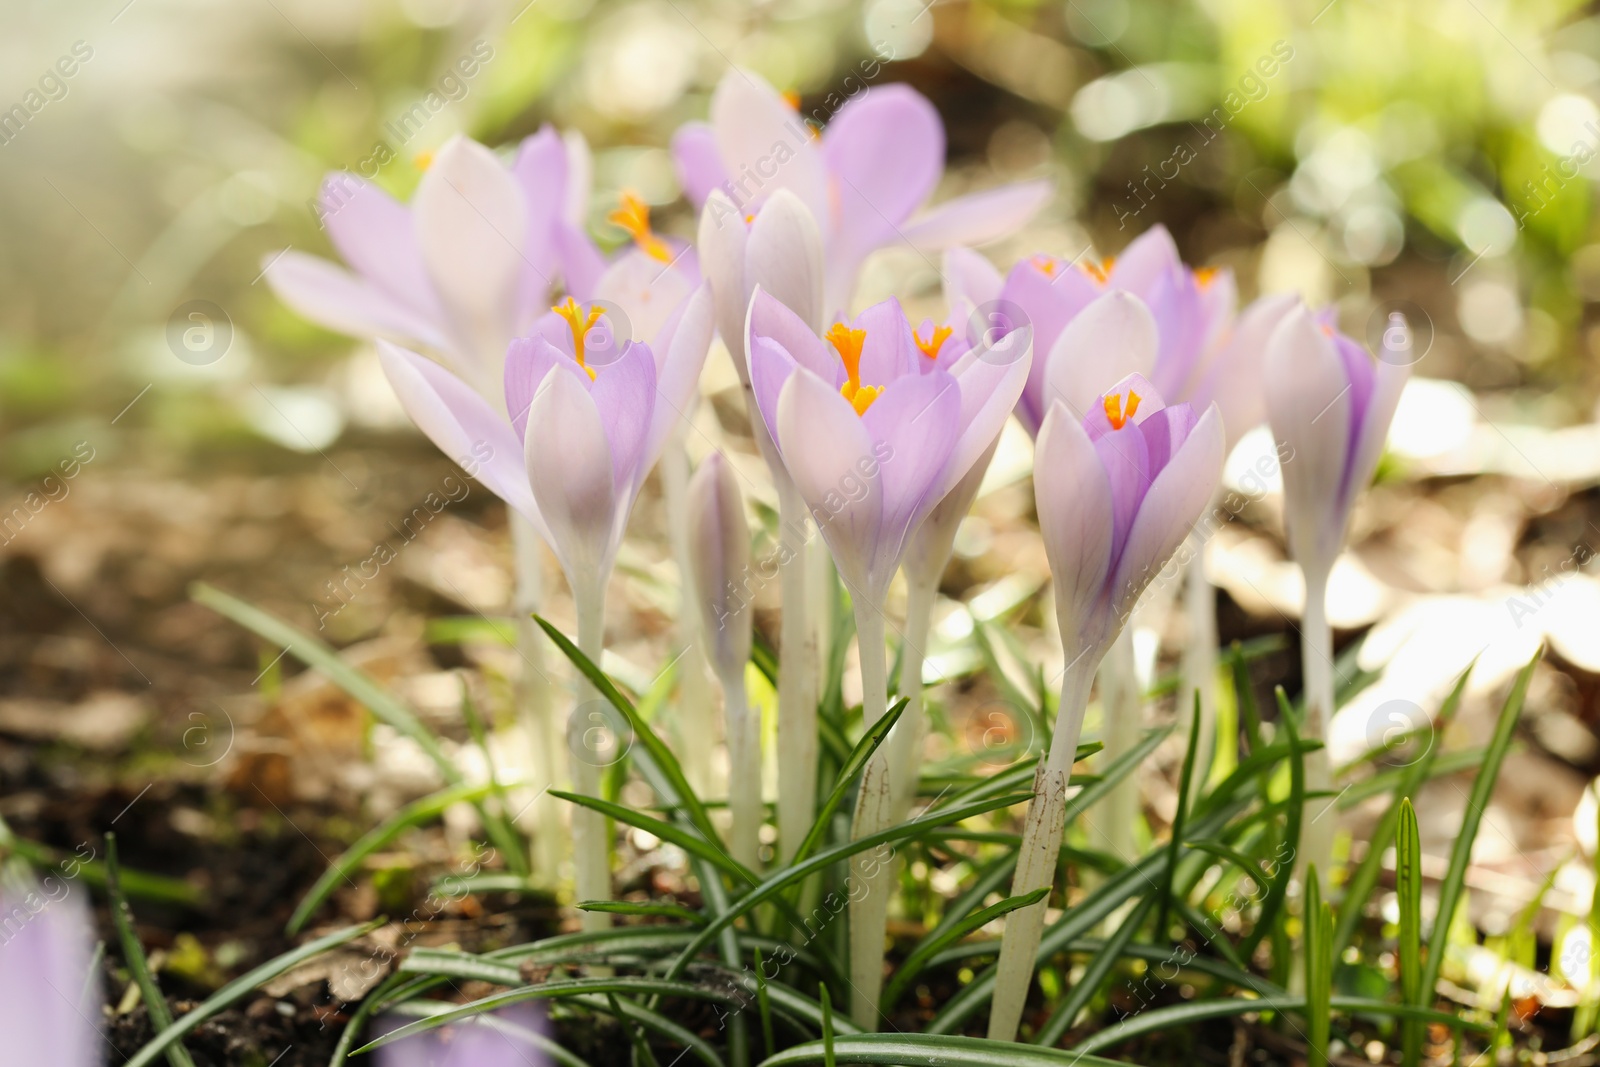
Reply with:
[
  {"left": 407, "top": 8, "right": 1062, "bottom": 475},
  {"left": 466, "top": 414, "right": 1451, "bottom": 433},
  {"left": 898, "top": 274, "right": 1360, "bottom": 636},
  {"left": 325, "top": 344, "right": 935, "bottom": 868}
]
[
  {"left": 744, "top": 288, "right": 1030, "bottom": 607},
  {"left": 375, "top": 1004, "right": 550, "bottom": 1067},
  {"left": 0, "top": 881, "right": 102, "bottom": 1067},
  {"left": 673, "top": 70, "right": 1051, "bottom": 311},
  {"left": 1265, "top": 305, "right": 1411, "bottom": 579}
]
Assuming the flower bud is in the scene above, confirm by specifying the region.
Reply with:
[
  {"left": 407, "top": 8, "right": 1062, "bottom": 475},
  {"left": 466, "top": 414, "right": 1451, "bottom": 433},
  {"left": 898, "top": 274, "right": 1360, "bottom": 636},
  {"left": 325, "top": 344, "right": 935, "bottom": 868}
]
[{"left": 686, "top": 452, "right": 753, "bottom": 682}]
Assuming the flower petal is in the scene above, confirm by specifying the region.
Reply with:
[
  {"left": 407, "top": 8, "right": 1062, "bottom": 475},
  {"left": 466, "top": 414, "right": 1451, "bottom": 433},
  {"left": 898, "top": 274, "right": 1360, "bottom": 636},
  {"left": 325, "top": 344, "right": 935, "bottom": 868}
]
[
  {"left": 644, "top": 284, "right": 715, "bottom": 464},
  {"left": 412, "top": 136, "right": 528, "bottom": 386},
  {"left": 378, "top": 341, "right": 544, "bottom": 535},
  {"left": 527, "top": 367, "right": 618, "bottom": 584},
  {"left": 264, "top": 252, "right": 449, "bottom": 353},
  {"left": 942, "top": 246, "right": 1004, "bottom": 329},
  {"left": 696, "top": 190, "right": 751, "bottom": 370},
  {"left": 859, "top": 368, "right": 962, "bottom": 582},
  {"left": 594, "top": 248, "right": 696, "bottom": 346},
  {"left": 319, "top": 174, "right": 441, "bottom": 318},
  {"left": 1265, "top": 307, "right": 1351, "bottom": 571},
  {"left": 591, "top": 341, "right": 657, "bottom": 491},
  {"left": 853, "top": 297, "right": 917, "bottom": 385},
  {"left": 747, "top": 189, "right": 826, "bottom": 333},
  {"left": 1108, "top": 224, "right": 1181, "bottom": 298},
  {"left": 1344, "top": 313, "right": 1411, "bottom": 518},
  {"left": 509, "top": 125, "right": 569, "bottom": 329},
  {"left": 672, "top": 121, "right": 730, "bottom": 208},
  {"left": 1034, "top": 401, "right": 1115, "bottom": 655},
  {"left": 899, "top": 180, "right": 1053, "bottom": 251},
  {"left": 747, "top": 287, "right": 838, "bottom": 388},
  {"left": 775, "top": 367, "right": 882, "bottom": 597},
  {"left": 1190, "top": 291, "right": 1297, "bottom": 451},
  {"left": 1041, "top": 289, "right": 1159, "bottom": 425},
  {"left": 938, "top": 324, "right": 1032, "bottom": 499},
  {"left": 709, "top": 69, "right": 829, "bottom": 226}
]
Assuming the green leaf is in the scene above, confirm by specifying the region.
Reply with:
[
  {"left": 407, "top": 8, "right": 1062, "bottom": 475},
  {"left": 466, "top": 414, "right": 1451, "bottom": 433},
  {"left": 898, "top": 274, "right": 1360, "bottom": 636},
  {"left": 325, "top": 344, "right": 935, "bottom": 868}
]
[
  {"left": 459, "top": 678, "right": 530, "bottom": 878},
  {"left": 790, "top": 697, "right": 907, "bottom": 867},
  {"left": 286, "top": 780, "right": 496, "bottom": 934},
  {"left": 1305, "top": 866, "right": 1332, "bottom": 1067},
  {"left": 0, "top": 835, "right": 201, "bottom": 907},
  {"left": 577, "top": 900, "right": 707, "bottom": 925},
  {"left": 126, "top": 919, "right": 384, "bottom": 1067},
  {"left": 385, "top": 998, "right": 592, "bottom": 1067},
  {"left": 760, "top": 1033, "right": 1142, "bottom": 1065},
  {"left": 1419, "top": 650, "right": 1540, "bottom": 1011},
  {"left": 106, "top": 835, "right": 197, "bottom": 1067},
  {"left": 552, "top": 789, "right": 758, "bottom": 887},
  {"left": 880, "top": 887, "right": 1049, "bottom": 1010},
  {"left": 1237, "top": 688, "right": 1305, "bottom": 963},
  {"left": 192, "top": 582, "right": 457, "bottom": 781},
  {"left": 1156, "top": 692, "right": 1203, "bottom": 938},
  {"left": 536, "top": 614, "right": 719, "bottom": 846},
  {"left": 1398, "top": 798, "right": 1424, "bottom": 1067},
  {"left": 1032, "top": 894, "right": 1154, "bottom": 1047},
  {"left": 820, "top": 982, "right": 837, "bottom": 1067}
]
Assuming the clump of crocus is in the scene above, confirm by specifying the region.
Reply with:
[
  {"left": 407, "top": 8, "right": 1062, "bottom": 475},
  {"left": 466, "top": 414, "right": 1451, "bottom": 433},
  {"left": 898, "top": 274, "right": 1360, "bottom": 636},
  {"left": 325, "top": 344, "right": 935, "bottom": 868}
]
[
  {"left": 375, "top": 1004, "right": 551, "bottom": 1066},
  {"left": 379, "top": 284, "right": 714, "bottom": 923},
  {"left": 674, "top": 69, "right": 1050, "bottom": 312},
  {"left": 697, "top": 188, "right": 826, "bottom": 866},
  {"left": 685, "top": 451, "right": 761, "bottom": 869},
  {"left": 1265, "top": 305, "right": 1411, "bottom": 874},
  {"left": 0, "top": 879, "right": 102, "bottom": 1067},
  {"left": 746, "top": 287, "right": 1031, "bottom": 1026},
  {"left": 988, "top": 374, "right": 1223, "bottom": 1042}
]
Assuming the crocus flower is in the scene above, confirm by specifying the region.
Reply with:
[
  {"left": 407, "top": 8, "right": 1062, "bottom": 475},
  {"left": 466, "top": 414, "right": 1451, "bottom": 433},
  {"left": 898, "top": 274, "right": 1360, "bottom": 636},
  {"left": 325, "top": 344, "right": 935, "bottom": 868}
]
[
  {"left": 266, "top": 130, "right": 589, "bottom": 401},
  {"left": 376, "top": 1005, "right": 550, "bottom": 1066},
  {"left": 948, "top": 226, "right": 1238, "bottom": 438},
  {"left": 675, "top": 70, "right": 1050, "bottom": 311},
  {"left": 745, "top": 290, "right": 1031, "bottom": 607},
  {"left": 686, "top": 451, "right": 760, "bottom": 868},
  {"left": 0, "top": 881, "right": 101, "bottom": 1067},
  {"left": 988, "top": 374, "right": 1223, "bottom": 1043},
  {"left": 1265, "top": 305, "right": 1411, "bottom": 584}
]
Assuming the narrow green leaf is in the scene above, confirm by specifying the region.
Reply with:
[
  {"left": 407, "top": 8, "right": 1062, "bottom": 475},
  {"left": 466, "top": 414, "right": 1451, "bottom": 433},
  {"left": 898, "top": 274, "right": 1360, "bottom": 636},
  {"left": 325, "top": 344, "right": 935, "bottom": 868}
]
[
  {"left": 0, "top": 835, "right": 201, "bottom": 907},
  {"left": 106, "top": 835, "right": 197, "bottom": 1067},
  {"left": 761, "top": 1033, "right": 1141, "bottom": 1066},
  {"left": 1156, "top": 692, "right": 1203, "bottom": 938},
  {"left": 1305, "top": 866, "right": 1331, "bottom": 1067},
  {"left": 1419, "top": 649, "right": 1540, "bottom": 1003},
  {"left": 820, "top": 983, "right": 837, "bottom": 1067},
  {"left": 536, "top": 614, "right": 719, "bottom": 846},
  {"left": 755, "top": 947, "right": 776, "bottom": 1057},
  {"left": 1032, "top": 894, "right": 1154, "bottom": 1047},
  {"left": 1237, "top": 688, "right": 1305, "bottom": 963},
  {"left": 552, "top": 790, "right": 757, "bottom": 887},
  {"left": 881, "top": 887, "right": 1048, "bottom": 1010},
  {"left": 790, "top": 697, "right": 907, "bottom": 866},
  {"left": 1398, "top": 798, "right": 1424, "bottom": 1067},
  {"left": 459, "top": 678, "right": 530, "bottom": 878},
  {"left": 125, "top": 919, "right": 385, "bottom": 1067},
  {"left": 287, "top": 780, "right": 496, "bottom": 934},
  {"left": 577, "top": 900, "right": 707, "bottom": 925}
]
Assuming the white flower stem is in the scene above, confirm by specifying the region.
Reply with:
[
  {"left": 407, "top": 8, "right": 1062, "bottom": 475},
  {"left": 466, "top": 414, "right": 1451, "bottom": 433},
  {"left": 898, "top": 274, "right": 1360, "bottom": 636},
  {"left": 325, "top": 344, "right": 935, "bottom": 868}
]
[
  {"left": 572, "top": 579, "right": 612, "bottom": 932},
  {"left": 1181, "top": 543, "right": 1218, "bottom": 805},
  {"left": 888, "top": 575, "right": 935, "bottom": 821},
  {"left": 776, "top": 482, "right": 816, "bottom": 864},
  {"left": 987, "top": 657, "right": 1096, "bottom": 1042},
  {"left": 510, "top": 509, "right": 564, "bottom": 886},
  {"left": 848, "top": 598, "right": 893, "bottom": 1029},
  {"left": 663, "top": 437, "right": 716, "bottom": 797},
  {"left": 722, "top": 667, "right": 761, "bottom": 871},
  {"left": 1088, "top": 628, "right": 1141, "bottom": 865},
  {"left": 1300, "top": 563, "right": 1335, "bottom": 879}
]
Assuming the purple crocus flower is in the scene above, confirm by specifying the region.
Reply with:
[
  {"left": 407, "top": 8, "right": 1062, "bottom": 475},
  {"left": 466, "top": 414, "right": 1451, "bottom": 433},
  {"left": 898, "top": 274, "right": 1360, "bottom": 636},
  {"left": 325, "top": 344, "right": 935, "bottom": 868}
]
[
  {"left": 0, "top": 882, "right": 102, "bottom": 1067},
  {"left": 1266, "top": 305, "right": 1411, "bottom": 581},
  {"left": 948, "top": 226, "right": 1244, "bottom": 438},
  {"left": 674, "top": 70, "right": 1051, "bottom": 311},
  {"left": 988, "top": 374, "right": 1223, "bottom": 1043},
  {"left": 265, "top": 129, "right": 591, "bottom": 401},
  {"left": 375, "top": 1004, "right": 550, "bottom": 1067},
  {"left": 744, "top": 289, "right": 1031, "bottom": 607}
]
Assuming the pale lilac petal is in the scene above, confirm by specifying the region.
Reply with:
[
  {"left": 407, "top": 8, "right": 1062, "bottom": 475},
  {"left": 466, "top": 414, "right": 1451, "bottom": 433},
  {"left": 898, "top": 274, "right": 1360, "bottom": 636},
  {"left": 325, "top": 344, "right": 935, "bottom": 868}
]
[
  {"left": 937, "top": 325, "right": 1032, "bottom": 498},
  {"left": 1001, "top": 258, "right": 1102, "bottom": 434},
  {"left": 556, "top": 220, "right": 607, "bottom": 301},
  {"left": 899, "top": 180, "right": 1053, "bottom": 250},
  {"left": 747, "top": 189, "right": 826, "bottom": 334},
  {"left": 263, "top": 251, "right": 450, "bottom": 353},
  {"left": 775, "top": 367, "right": 882, "bottom": 597},
  {"left": 672, "top": 121, "right": 730, "bottom": 208},
  {"left": 1190, "top": 292, "right": 1297, "bottom": 451},
  {"left": 590, "top": 342, "right": 657, "bottom": 490},
  {"left": 319, "top": 174, "right": 441, "bottom": 318},
  {"left": 527, "top": 368, "right": 617, "bottom": 583},
  {"left": 1034, "top": 401, "right": 1115, "bottom": 655},
  {"left": 942, "top": 246, "right": 1004, "bottom": 329},
  {"left": 709, "top": 69, "right": 829, "bottom": 226},
  {"left": 854, "top": 297, "right": 917, "bottom": 384},
  {"left": 1094, "top": 422, "right": 1151, "bottom": 553},
  {"left": 379, "top": 341, "right": 544, "bottom": 533},
  {"left": 1108, "top": 224, "right": 1181, "bottom": 298},
  {"left": 687, "top": 451, "right": 753, "bottom": 679},
  {"left": 1137, "top": 403, "right": 1198, "bottom": 478},
  {"left": 0, "top": 884, "right": 100, "bottom": 1067},
  {"left": 594, "top": 248, "right": 696, "bottom": 346},
  {"left": 1265, "top": 307, "right": 1352, "bottom": 571},
  {"left": 644, "top": 284, "right": 715, "bottom": 464},
  {"left": 1145, "top": 266, "right": 1210, "bottom": 397},
  {"left": 1110, "top": 403, "right": 1223, "bottom": 617},
  {"left": 510, "top": 126, "right": 569, "bottom": 329},
  {"left": 1041, "top": 290, "right": 1159, "bottom": 428},
  {"left": 749, "top": 335, "right": 799, "bottom": 455},
  {"left": 821, "top": 85, "right": 944, "bottom": 294},
  {"left": 561, "top": 129, "right": 593, "bottom": 225},
  {"left": 904, "top": 434, "right": 998, "bottom": 591},
  {"left": 503, "top": 335, "right": 569, "bottom": 439},
  {"left": 696, "top": 189, "right": 751, "bottom": 370},
  {"left": 1343, "top": 314, "right": 1412, "bottom": 519},
  {"left": 859, "top": 369, "right": 962, "bottom": 583},
  {"left": 748, "top": 288, "right": 838, "bottom": 388},
  {"left": 375, "top": 1004, "right": 551, "bottom": 1067},
  {"left": 413, "top": 137, "right": 528, "bottom": 382}
]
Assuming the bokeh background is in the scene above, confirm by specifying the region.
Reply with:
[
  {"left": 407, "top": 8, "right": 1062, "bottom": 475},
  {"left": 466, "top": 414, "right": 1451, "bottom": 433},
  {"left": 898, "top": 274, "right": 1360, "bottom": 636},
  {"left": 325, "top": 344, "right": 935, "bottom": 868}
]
[{"left": 5, "top": 0, "right": 1600, "bottom": 1056}]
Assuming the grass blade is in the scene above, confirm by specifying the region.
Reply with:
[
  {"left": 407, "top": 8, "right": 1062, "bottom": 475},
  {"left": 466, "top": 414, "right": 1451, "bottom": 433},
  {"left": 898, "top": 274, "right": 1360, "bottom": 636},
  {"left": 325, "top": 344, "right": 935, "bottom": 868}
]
[
  {"left": 1397, "top": 797, "right": 1423, "bottom": 1067},
  {"left": 1032, "top": 894, "right": 1154, "bottom": 1047},
  {"left": 789, "top": 697, "right": 907, "bottom": 866},
  {"left": 881, "top": 887, "right": 1049, "bottom": 1010},
  {"left": 106, "top": 834, "right": 197, "bottom": 1067},
  {"left": 1305, "top": 865, "right": 1332, "bottom": 1067},
  {"left": 1156, "top": 692, "right": 1203, "bottom": 939},
  {"left": 820, "top": 983, "right": 837, "bottom": 1067},
  {"left": 760, "top": 1033, "right": 1140, "bottom": 1065},
  {"left": 1419, "top": 649, "right": 1540, "bottom": 1003},
  {"left": 1237, "top": 687, "right": 1305, "bottom": 964}
]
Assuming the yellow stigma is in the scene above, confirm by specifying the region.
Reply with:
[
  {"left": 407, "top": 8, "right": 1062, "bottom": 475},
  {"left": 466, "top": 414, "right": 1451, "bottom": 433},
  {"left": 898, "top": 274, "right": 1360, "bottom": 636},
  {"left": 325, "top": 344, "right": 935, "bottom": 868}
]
[
  {"left": 915, "top": 323, "right": 952, "bottom": 361},
  {"left": 782, "top": 90, "right": 802, "bottom": 110},
  {"left": 1194, "top": 266, "right": 1219, "bottom": 289},
  {"left": 1080, "top": 256, "right": 1115, "bottom": 284},
  {"left": 1102, "top": 388, "right": 1141, "bottom": 431},
  {"left": 607, "top": 192, "right": 673, "bottom": 263},
  {"left": 826, "top": 322, "right": 881, "bottom": 415},
  {"left": 1030, "top": 254, "right": 1059, "bottom": 277},
  {"left": 413, "top": 150, "right": 435, "bottom": 171},
  {"left": 552, "top": 297, "right": 605, "bottom": 381}
]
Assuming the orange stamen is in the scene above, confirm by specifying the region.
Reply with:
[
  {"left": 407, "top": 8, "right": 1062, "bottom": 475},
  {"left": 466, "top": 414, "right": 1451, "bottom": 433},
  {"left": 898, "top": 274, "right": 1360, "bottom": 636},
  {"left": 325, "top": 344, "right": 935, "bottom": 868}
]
[
  {"left": 552, "top": 297, "right": 605, "bottom": 381},
  {"left": 607, "top": 191, "right": 673, "bottom": 263},
  {"left": 1080, "top": 256, "right": 1115, "bottom": 284},
  {"left": 1102, "top": 388, "right": 1142, "bottom": 430},
  {"left": 1194, "top": 266, "right": 1218, "bottom": 289},
  {"left": 1030, "top": 254, "right": 1059, "bottom": 277},
  {"left": 826, "top": 322, "right": 880, "bottom": 415},
  {"left": 413, "top": 150, "right": 435, "bottom": 171},
  {"left": 915, "top": 323, "right": 952, "bottom": 361}
]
